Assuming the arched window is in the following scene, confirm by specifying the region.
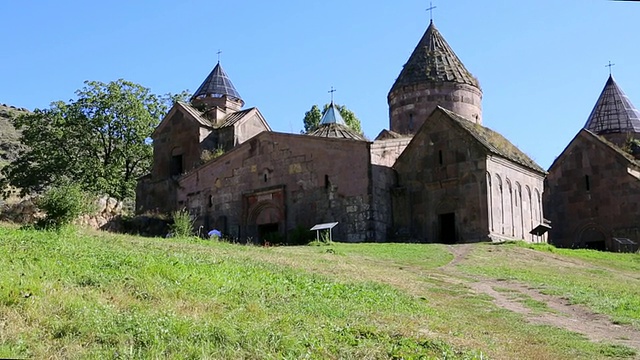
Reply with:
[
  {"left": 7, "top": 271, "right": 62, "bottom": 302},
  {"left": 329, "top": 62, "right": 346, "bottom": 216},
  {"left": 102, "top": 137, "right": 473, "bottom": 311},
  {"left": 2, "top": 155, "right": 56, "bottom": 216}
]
[
  {"left": 525, "top": 186, "right": 532, "bottom": 240},
  {"left": 496, "top": 174, "right": 504, "bottom": 234},
  {"left": 516, "top": 182, "right": 523, "bottom": 238},
  {"left": 487, "top": 172, "right": 493, "bottom": 231},
  {"left": 506, "top": 179, "right": 514, "bottom": 236}
]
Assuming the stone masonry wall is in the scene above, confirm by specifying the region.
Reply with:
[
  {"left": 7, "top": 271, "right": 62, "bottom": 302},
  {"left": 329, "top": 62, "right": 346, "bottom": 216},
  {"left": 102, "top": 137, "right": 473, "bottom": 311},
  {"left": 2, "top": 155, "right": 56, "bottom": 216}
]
[
  {"left": 389, "top": 82, "right": 482, "bottom": 135},
  {"left": 545, "top": 131, "right": 640, "bottom": 248},
  {"left": 177, "top": 132, "right": 373, "bottom": 242},
  {"left": 486, "top": 157, "right": 546, "bottom": 243},
  {"left": 369, "top": 138, "right": 412, "bottom": 241},
  {"left": 393, "top": 111, "right": 489, "bottom": 243}
]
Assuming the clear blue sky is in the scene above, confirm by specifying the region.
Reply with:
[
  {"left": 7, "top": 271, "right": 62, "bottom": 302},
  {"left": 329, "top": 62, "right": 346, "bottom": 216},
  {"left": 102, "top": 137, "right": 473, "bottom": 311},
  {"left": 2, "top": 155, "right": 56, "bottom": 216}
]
[{"left": 1, "top": 1, "right": 638, "bottom": 170}]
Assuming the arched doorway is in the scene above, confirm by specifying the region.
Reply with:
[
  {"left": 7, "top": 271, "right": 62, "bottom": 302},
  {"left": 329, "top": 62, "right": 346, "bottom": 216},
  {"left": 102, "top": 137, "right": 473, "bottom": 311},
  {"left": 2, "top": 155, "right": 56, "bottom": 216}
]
[
  {"left": 578, "top": 226, "right": 607, "bottom": 250},
  {"left": 244, "top": 187, "right": 286, "bottom": 244}
]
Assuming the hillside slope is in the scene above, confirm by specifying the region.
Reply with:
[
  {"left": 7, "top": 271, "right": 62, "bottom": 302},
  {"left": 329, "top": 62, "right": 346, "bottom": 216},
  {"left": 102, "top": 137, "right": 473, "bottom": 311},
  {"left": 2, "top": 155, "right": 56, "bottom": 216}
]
[{"left": 0, "top": 227, "right": 638, "bottom": 359}]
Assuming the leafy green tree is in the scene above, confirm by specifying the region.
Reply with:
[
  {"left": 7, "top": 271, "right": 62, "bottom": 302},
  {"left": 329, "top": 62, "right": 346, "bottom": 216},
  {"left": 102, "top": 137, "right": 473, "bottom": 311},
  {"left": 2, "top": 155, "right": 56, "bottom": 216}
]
[
  {"left": 2, "top": 79, "right": 169, "bottom": 199},
  {"left": 302, "top": 104, "right": 363, "bottom": 134}
]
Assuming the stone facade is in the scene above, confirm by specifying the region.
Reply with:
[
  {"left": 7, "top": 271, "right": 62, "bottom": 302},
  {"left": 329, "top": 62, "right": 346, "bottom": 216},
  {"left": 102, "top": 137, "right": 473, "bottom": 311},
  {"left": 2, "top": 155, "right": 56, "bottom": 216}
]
[
  {"left": 545, "top": 130, "right": 640, "bottom": 250},
  {"left": 137, "top": 102, "right": 269, "bottom": 213},
  {"left": 389, "top": 82, "right": 482, "bottom": 134},
  {"left": 486, "top": 157, "right": 546, "bottom": 243},
  {"left": 392, "top": 108, "right": 545, "bottom": 243},
  {"left": 177, "top": 132, "right": 375, "bottom": 242}
]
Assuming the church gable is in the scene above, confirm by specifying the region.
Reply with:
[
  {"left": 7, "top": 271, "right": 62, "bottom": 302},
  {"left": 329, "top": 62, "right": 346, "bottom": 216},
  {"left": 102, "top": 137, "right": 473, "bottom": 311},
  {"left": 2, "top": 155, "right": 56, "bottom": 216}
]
[
  {"left": 151, "top": 103, "right": 212, "bottom": 180},
  {"left": 395, "top": 107, "right": 490, "bottom": 179},
  {"left": 152, "top": 101, "right": 211, "bottom": 139},
  {"left": 545, "top": 129, "right": 640, "bottom": 249}
]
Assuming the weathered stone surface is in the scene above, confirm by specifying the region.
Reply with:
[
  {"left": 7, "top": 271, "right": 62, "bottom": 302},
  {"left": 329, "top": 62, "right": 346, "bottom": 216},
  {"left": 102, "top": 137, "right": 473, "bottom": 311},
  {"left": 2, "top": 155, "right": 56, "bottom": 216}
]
[
  {"left": 393, "top": 108, "right": 545, "bottom": 243},
  {"left": 545, "top": 130, "right": 640, "bottom": 250}
]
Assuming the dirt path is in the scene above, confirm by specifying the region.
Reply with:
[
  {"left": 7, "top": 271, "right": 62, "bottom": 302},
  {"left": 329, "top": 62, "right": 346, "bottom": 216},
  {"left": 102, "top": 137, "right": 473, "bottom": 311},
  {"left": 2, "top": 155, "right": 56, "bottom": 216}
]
[{"left": 441, "top": 244, "right": 640, "bottom": 352}]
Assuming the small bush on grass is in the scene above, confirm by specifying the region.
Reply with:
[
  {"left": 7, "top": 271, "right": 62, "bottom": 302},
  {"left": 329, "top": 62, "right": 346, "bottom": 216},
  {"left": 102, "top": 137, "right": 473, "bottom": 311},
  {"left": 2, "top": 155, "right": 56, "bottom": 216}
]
[
  {"left": 170, "top": 209, "right": 194, "bottom": 238},
  {"left": 288, "top": 225, "right": 314, "bottom": 245},
  {"left": 37, "top": 183, "right": 93, "bottom": 229}
]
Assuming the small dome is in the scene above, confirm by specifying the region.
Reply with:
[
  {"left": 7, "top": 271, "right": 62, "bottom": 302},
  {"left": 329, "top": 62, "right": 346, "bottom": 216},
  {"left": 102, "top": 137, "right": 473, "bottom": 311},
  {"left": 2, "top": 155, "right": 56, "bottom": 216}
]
[
  {"left": 320, "top": 102, "right": 346, "bottom": 125},
  {"left": 584, "top": 75, "right": 640, "bottom": 135},
  {"left": 191, "top": 63, "right": 242, "bottom": 102}
]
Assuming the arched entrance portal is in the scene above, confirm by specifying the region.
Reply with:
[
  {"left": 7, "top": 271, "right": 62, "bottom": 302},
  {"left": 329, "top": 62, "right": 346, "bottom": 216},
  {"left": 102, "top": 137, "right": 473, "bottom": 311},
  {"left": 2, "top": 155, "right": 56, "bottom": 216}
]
[
  {"left": 244, "top": 187, "right": 285, "bottom": 244},
  {"left": 578, "top": 226, "right": 607, "bottom": 251},
  {"left": 251, "top": 204, "right": 282, "bottom": 243}
]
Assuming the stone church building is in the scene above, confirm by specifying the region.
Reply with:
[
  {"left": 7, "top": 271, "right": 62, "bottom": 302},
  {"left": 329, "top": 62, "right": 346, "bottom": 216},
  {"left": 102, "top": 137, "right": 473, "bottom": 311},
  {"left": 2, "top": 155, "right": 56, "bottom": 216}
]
[
  {"left": 544, "top": 75, "right": 640, "bottom": 252},
  {"left": 137, "top": 20, "right": 547, "bottom": 244}
]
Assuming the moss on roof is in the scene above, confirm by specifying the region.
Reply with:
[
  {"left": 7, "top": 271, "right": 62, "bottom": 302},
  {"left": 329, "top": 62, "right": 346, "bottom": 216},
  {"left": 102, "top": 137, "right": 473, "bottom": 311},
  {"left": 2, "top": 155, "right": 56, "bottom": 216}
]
[
  {"left": 439, "top": 107, "right": 545, "bottom": 173},
  {"left": 390, "top": 22, "right": 480, "bottom": 93}
]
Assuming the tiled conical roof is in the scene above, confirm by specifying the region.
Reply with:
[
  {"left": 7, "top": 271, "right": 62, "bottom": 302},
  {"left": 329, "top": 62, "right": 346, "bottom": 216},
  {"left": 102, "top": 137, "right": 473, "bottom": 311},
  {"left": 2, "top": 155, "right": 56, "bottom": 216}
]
[
  {"left": 584, "top": 75, "right": 640, "bottom": 134},
  {"left": 309, "top": 123, "right": 366, "bottom": 141},
  {"left": 390, "top": 21, "right": 479, "bottom": 92},
  {"left": 191, "top": 62, "right": 242, "bottom": 102}
]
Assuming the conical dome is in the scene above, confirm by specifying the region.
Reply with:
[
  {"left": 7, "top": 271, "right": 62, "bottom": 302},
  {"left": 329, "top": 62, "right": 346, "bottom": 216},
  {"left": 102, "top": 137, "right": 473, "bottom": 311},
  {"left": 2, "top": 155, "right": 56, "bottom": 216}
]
[
  {"left": 388, "top": 21, "right": 483, "bottom": 133},
  {"left": 191, "top": 63, "right": 242, "bottom": 102},
  {"left": 584, "top": 75, "right": 640, "bottom": 135},
  {"left": 309, "top": 103, "right": 365, "bottom": 141},
  {"left": 390, "top": 21, "right": 480, "bottom": 93}
]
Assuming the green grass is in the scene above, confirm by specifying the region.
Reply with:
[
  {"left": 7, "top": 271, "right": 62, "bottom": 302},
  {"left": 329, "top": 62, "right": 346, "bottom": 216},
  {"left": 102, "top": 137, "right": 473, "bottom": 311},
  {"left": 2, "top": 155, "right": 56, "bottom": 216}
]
[
  {"left": 459, "top": 242, "right": 640, "bottom": 329},
  {"left": 0, "top": 226, "right": 477, "bottom": 359},
  {"left": 324, "top": 242, "right": 454, "bottom": 268},
  {"left": 0, "top": 227, "right": 637, "bottom": 359}
]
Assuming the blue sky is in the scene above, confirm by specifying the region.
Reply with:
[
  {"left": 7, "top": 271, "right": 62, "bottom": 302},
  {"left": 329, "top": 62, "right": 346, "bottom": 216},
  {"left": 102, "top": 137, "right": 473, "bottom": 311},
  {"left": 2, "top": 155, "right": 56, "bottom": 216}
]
[{"left": 1, "top": 1, "right": 638, "bottom": 169}]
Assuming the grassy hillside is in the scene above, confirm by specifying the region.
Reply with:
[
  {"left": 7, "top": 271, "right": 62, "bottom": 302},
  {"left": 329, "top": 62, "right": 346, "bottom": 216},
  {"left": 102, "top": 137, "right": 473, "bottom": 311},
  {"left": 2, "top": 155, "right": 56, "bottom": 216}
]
[{"left": 0, "top": 226, "right": 638, "bottom": 359}]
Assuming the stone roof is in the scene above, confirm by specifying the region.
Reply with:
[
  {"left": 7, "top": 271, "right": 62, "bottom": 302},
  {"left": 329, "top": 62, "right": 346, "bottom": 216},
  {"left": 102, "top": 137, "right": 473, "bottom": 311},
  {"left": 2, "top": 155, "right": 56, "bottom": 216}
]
[
  {"left": 320, "top": 102, "right": 346, "bottom": 125},
  {"left": 584, "top": 75, "right": 640, "bottom": 135},
  {"left": 191, "top": 62, "right": 242, "bottom": 102},
  {"left": 375, "top": 129, "right": 407, "bottom": 140},
  {"left": 587, "top": 129, "right": 640, "bottom": 166},
  {"left": 309, "top": 123, "right": 366, "bottom": 141},
  {"left": 439, "top": 107, "right": 545, "bottom": 173},
  {"left": 175, "top": 101, "right": 258, "bottom": 129},
  {"left": 390, "top": 21, "right": 480, "bottom": 93},
  {"left": 176, "top": 101, "right": 212, "bottom": 127},
  {"left": 219, "top": 108, "right": 255, "bottom": 127}
]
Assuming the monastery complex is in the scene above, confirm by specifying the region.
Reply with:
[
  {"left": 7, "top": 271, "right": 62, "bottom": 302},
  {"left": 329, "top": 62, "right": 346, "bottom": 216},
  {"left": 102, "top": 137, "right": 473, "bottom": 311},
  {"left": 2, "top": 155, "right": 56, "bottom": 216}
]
[{"left": 136, "top": 20, "right": 640, "bottom": 252}]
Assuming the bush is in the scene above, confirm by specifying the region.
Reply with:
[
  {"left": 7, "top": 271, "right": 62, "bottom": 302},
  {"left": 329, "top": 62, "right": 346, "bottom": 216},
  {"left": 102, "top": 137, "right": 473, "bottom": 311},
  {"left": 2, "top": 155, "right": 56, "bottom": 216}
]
[
  {"left": 170, "top": 209, "right": 194, "bottom": 238},
  {"left": 288, "top": 225, "right": 315, "bottom": 245},
  {"left": 37, "top": 183, "right": 93, "bottom": 229}
]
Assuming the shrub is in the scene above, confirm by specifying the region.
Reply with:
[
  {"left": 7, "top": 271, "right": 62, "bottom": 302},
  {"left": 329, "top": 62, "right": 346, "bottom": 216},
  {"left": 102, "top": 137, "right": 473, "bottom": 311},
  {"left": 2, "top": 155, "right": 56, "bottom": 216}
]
[
  {"left": 37, "top": 183, "right": 93, "bottom": 229},
  {"left": 170, "top": 209, "right": 194, "bottom": 238},
  {"left": 288, "top": 225, "right": 315, "bottom": 245}
]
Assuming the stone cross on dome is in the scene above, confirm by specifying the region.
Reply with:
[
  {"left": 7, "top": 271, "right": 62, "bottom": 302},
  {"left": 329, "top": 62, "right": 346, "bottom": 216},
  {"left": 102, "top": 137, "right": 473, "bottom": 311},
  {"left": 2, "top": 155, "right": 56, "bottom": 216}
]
[
  {"left": 328, "top": 86, "right": 337, "bottom": 104},
  {"left": 217, "top": 49, "right": 222, "bottom": 64},
  {"left": 606, "top": 61, "right": 615, "bottom": 76},
  {"left": 426, "top": 2, "right": 437, "bottom": 23}
]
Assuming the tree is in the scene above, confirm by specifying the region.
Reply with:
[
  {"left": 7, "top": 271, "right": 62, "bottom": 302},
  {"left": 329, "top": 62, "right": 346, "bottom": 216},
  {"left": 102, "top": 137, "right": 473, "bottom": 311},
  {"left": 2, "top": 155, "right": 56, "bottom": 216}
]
[
  {"left": 2, "top": 79, "right": 169, "bottom": 200},
  {"left": 302, "top": 104, "right": 363, "bottom": 135}
]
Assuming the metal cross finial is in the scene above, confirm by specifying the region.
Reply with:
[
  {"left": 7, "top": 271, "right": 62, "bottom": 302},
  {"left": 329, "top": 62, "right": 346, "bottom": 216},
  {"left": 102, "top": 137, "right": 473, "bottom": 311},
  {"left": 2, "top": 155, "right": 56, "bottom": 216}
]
[
  {"left": 426, "top": 2, "right": 437, "bottom": 23},
  {"left": 217, "top": 49, "right": 222, "bottom": 64},
  {"left": 606, "top": 61, "right": 615, "bottom": 76},
  {"left": 328, "top": 86, "right": 337, "bottom": 104}
]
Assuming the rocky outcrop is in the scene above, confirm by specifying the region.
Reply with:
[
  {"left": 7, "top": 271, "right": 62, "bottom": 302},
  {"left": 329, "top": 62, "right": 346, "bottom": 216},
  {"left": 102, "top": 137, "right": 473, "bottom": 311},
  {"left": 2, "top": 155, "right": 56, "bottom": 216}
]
[
  {"left": 0, "top": 104, "right": 28, "bottom": 163},
  {"left": 0, "top": 195, "right": 125, "bottom": 229}
]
